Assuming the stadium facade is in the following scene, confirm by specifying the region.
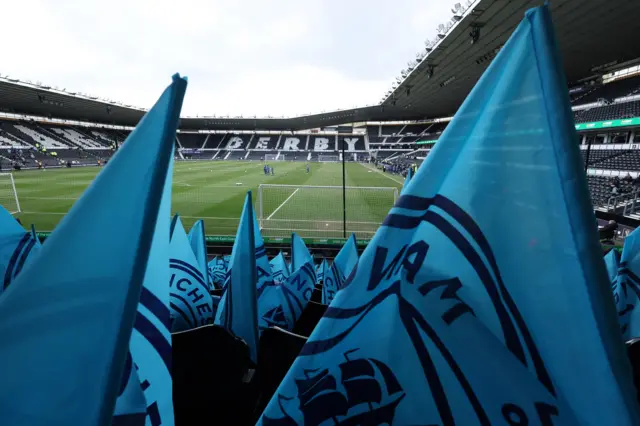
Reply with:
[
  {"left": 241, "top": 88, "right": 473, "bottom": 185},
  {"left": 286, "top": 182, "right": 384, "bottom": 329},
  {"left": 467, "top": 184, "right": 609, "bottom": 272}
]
[{"left": 1, "top": 0, "right": 640, "bottom": 230}]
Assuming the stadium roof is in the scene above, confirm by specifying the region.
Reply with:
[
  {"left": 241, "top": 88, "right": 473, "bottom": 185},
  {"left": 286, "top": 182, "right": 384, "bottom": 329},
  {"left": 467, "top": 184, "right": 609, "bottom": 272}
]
[{"left": 1, "top": 0, "right": 638, "bottom": 131}]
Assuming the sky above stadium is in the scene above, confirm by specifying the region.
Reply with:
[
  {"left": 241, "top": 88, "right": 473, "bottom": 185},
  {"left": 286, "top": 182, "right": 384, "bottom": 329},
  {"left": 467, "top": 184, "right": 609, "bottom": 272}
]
[{"left": 3, "top": 0, "right": 457, "bottom": 117}]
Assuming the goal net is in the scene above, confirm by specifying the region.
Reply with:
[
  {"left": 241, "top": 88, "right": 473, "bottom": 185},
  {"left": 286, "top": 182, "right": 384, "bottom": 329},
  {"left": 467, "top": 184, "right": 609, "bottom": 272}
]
[
  {"left": 0, "top": 173, "right": 21, "bottom": 214},
  {"left": 264, "top": 153, "right": 285, "bottom": 161},
  {"left": 318, "top": 154, "right": 340, "bottom": 162},
  {"left": 257, "top": 184, "right": 398, "bottom": 239}
]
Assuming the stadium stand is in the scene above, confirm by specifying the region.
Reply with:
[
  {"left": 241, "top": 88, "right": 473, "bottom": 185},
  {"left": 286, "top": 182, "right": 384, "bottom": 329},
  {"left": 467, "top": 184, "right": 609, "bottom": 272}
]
[
  {"left": 574, "top": 100, "right": 640, "bottom": 123},
  {"left": 224, "top": 134, "right": 252, "bottom": 151},
  {"left": 571, "top": 75, "right": 640, "bottom": 104},
  {"left": 177, "top": 133, "right": 207, "bottom": 149},
  {"left": 249, "top": 135, "right": 279, "bottom": 150},
  {"left": 204, "top": 134, "right": 227, "bottom": 149}
]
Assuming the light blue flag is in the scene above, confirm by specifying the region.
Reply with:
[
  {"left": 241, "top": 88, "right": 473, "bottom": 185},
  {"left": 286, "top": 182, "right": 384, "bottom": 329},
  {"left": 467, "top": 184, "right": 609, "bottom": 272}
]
[
  {"left": 0, "top": 74, "right": 186, "bottom": 426},
  {"left": 316, "top": 258, "right": 327, "bottom": 285},
  {"left": 253, "top": 209, "right": 274, "bottom": 298},
  {"left": 604, "top": 249, "right": 620, "bottom": 284},
  {"left": 187, "top": 219, "right": 210, "bottom": 290},
  {"left": 613, "top": 228, "right": 640, "bottom": 340},
  {"left": 401, "top": 166, "right": 413, "bottom": 194},
  {"left": 207, "top": 256, "right": 228, "bottom": 289},
  {"left": 291, "top": 232, "right": 315, "bottom": 282},
  {"left": 251, "top": 198, "right": 292, "bottom": 332},
  {"left": 126, "top": 150, "right": 175, "bottom": 426},
  {"left": 169, "top": 214, "right": 214, "bottom": 332},
  {"left": 112, "top": 352, "right": 147, "bottom": 426},
  {"left": 259, "top": 284, "right": 295, "bottom": 331},
  {"left": 0, "top": 206, "right": 40, "bottom": 294},
  {"left": 269, "top": 251, "right": 290, "bottom": 283},
  {"left": 333, "top": 233, "right": 358, "bottom": 286},
  {"left": 321, "top": 259, "right": 340, "bottom": 305},
  {"left": 259, "top": 7, "right": 639, "bottom": 425},
  {"left": 215, "top": 192, "right": 259, "bottom": 362},
  {"left": 280, "top": 261, "right": 316, "bottom": 324}
]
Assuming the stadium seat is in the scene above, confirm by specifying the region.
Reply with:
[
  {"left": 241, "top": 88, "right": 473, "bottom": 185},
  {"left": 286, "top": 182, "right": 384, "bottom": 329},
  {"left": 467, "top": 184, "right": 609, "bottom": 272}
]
[
  {"left": 292, "top": 300, "right": 327, "bottom": 337},
  {"left": 172, "top": 324, "right": 253, "bottom": 425},
  {"left": 310, "top": 287, "right": 322, "bottom": 303},
  {"left": 626, "top": 338, "right": 640, "bottom": 406},
  {"left": 253, "top": 327, "right": 307, "bottom": 421}
]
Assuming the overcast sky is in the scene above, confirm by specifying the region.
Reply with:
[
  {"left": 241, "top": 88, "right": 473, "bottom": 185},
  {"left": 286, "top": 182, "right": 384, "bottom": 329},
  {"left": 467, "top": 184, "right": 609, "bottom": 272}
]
[{"left": 2, "top": 0, "right": 457, "bottom": 117}]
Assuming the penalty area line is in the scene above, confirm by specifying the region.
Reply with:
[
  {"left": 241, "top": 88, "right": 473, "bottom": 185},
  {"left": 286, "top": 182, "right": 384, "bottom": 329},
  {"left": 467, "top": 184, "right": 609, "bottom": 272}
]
[{"left": 266, "top": 188, "right": 299, "bottom": 220}]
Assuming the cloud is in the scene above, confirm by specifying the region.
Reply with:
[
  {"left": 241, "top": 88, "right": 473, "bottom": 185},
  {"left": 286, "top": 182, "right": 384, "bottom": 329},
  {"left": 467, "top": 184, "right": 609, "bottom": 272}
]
[{"left": 0, "top": 0, "right": 457, "bottom": 117}]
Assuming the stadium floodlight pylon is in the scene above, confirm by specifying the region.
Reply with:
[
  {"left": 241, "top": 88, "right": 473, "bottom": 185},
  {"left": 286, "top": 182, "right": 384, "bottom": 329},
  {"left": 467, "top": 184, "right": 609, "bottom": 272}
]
[
  {"left": 318, "top": 154, "right": 340, "bottom": 162},
  {"left": 264, "top": 154, "right": 285, "bottom": 161},
  {"left": 257, "top": 184, "right": 398, "bottom": 239},
  {"left": 0, "top": 173, "right": 21, "bottom": 214}
]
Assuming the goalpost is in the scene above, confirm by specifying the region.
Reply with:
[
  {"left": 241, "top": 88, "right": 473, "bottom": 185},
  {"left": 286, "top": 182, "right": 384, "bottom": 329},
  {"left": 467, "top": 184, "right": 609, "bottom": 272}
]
[
  {"left": 318, "top": 154, "right": 340, "bottom": 162},
  {"left": 0, "top": 173, "right": 21, "bottom": 214},
  {"left": 257, "top": 184, "right": 398, "bottom": 239},
  {"left": 264, "top": 153, "right": 285, "bottom": 161}
]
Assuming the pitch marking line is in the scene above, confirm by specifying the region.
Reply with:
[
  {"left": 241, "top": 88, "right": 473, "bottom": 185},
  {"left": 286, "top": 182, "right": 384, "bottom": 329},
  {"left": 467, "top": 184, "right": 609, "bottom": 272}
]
[
  {"left": 360, "top": 163, "right": 404, "bottom": 185},
  {"left": 266, "top": 188, "right": 299, "bottom": 220}
]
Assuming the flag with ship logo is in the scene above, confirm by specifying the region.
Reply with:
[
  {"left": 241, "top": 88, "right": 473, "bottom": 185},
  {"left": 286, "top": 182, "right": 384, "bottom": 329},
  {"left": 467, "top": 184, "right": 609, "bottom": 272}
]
[{"left": 258, "top": 7, "right": 639, "bottom": 426}]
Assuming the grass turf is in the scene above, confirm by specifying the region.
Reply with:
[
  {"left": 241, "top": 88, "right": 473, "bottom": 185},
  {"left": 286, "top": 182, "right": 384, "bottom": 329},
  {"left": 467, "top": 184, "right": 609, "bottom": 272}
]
[{"left": 4, "top": 161, "right": 403, "bottom": 239}]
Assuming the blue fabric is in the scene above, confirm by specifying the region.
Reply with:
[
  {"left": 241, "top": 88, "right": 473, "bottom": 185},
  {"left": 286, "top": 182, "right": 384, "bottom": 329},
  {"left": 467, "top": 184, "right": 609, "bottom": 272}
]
[
  {"left": 0, "top": 74, "right": 186, "bottom": 426},
  {"left": 215, "top": 192, "right": 259, "bottom": 362},
  {"left": 127, "top": 152, "right": 175, "bottom": 425},
  {"left": 207, "top": 256, "right": 228, "bottom": 289},
  {"left": 291, "top": 232, "right": 315, "bottom": 282},
  {"left": 251, "top": 199, "right": 291, "bottom": 332},
  {"left": 259, "top": 7, "right": 640, "bottom": 425},
  {"left": 333, "top": 233, "right": 358, "bottom": 286},
  {"left": 280, "top": 261, "right": 315, "bottom": 324},
  {"left": 112, "top": 353, "right": 147, "bottom": 425},
  {"left": 169, "top": 214, "right": 214, "bottom": 332},
  {"left": 315, "top": 260, "right": 325, "bottom": 285},
  {"left": 258, "top": 285, "right": 295, "bottom": 331},
  {"left": 402, "top": 167, "right": 413, "bottom": 194},
  {"left": 614, "top": 228, "right": 640, "bottom": 340},
  {"left": 321, "top": 261, "right": 341, "bottom": 305},
  {"left": 0, "top": 206, "right": 40, "bottom": 294},
  {"left": 187, "top": 219, "right": 210, "bottom": 290},
  {"left": 269, "top": 251, "right": 290, "bottom": 283},
  {"left": 604, "top": 249, "right": 620, "bottom": 284}
]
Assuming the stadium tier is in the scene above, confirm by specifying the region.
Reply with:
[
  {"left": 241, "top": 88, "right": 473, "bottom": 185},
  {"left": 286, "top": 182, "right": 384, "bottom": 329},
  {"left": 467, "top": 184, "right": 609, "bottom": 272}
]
[{"left": 7, "top": 6, "right": 640, "bottom": 426}]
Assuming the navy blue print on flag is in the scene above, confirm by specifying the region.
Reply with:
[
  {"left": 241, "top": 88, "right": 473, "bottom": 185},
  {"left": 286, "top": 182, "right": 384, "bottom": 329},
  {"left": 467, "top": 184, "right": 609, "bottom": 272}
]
[
  {"left": 169, "top": 214, "right": 214, "bottom": 332},
  {"left": 259, "top": 6, "right": 640, "bottom": 425}
]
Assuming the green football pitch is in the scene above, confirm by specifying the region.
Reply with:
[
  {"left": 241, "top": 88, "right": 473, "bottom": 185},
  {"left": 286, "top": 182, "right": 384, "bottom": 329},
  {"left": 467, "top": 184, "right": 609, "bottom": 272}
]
[{"left": 3, "top": 161, "right": 404, "bottom": 239}]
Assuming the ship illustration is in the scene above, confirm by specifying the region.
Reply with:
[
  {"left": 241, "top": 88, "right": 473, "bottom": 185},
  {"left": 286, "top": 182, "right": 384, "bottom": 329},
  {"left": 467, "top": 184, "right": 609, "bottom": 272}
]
[
  {"left": 262, "top": 306, "right": 288, "bottom": 329},
  {"left": 262, "top": 349, "right": 405, "bottom": 425}
]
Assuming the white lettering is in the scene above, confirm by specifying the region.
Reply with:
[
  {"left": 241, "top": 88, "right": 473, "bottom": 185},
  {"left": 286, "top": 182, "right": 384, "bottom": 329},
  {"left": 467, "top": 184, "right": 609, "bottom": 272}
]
[
  {"left": 344, "top": 138, "right": 358, "bottom": 151},
  {"left": 256, "top": 137, "right": 271, "bottom": 149},
  {"left": 314, "top": 137, "right": 329, "bottom": 151},
  {"left": 283, "top": 137, "right": 300, "bottom": 151},
  {"left": 226, "top": 136, "right": 244, "bottom": 149}
]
